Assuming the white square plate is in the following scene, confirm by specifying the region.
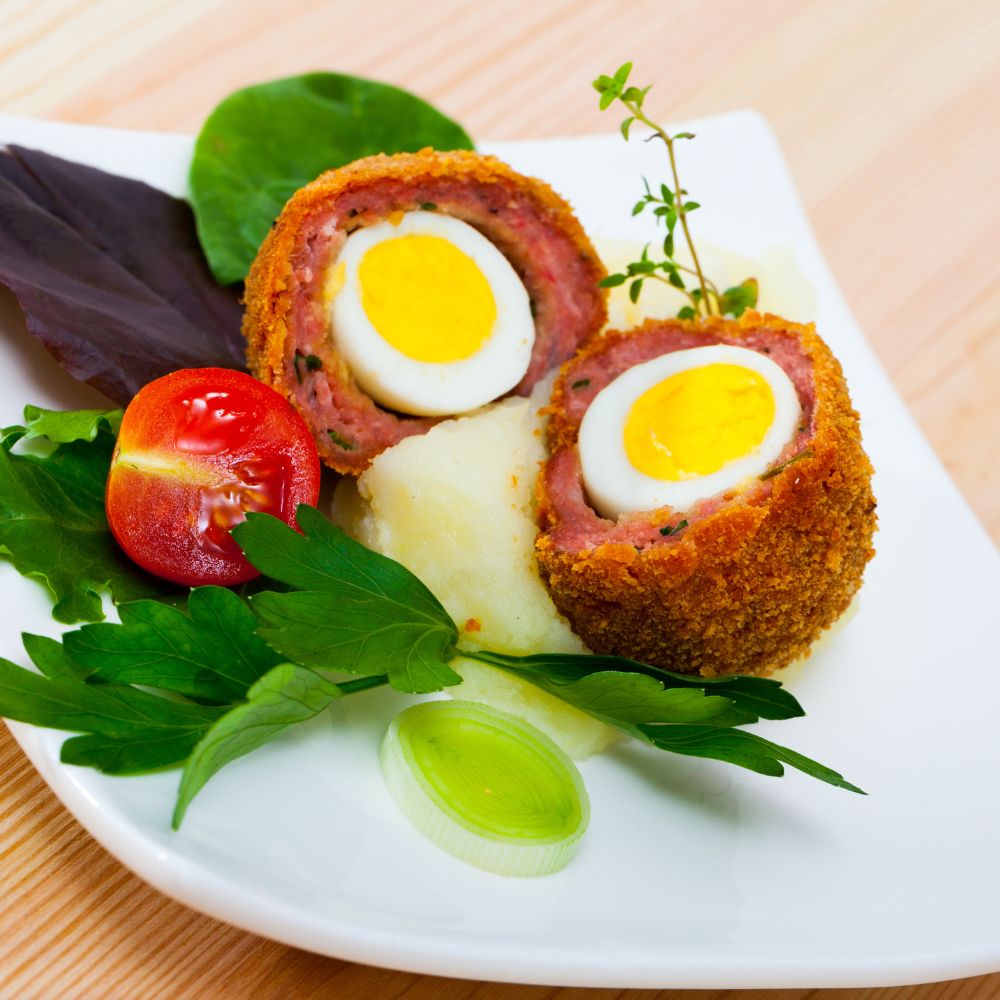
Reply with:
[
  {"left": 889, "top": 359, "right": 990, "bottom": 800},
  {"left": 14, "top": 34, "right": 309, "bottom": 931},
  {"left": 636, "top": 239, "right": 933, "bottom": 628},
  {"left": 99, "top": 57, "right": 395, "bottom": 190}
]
[{"left": 1, "top": 111, "right": 998, "bottom": 990}]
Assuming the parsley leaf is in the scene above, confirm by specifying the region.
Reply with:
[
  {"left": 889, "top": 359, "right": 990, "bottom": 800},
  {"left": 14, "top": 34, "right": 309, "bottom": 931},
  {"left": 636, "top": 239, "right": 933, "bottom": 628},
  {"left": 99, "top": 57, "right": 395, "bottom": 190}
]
[
  {"left": 638, "top": 725, "right": 864, "bottom": 793},
  {"left": 465, "top": 649, "right": 804, "bottom": 721},
  {"left": 251, "top": 590, "right": 461, "bottom": 693},
  {"left": 64, "top": 586, "right": 282, "bottom": 702},
  {"left": 234, "top": 507, "right": 461, "bottom": 693},
  {"left": 2, "top": 635, "right": 223, "bottom": 774},
  {"left": 465, "top": 650, "right": 861, "bottom": 793},
  {"left": 0, "top": 415, "right": 179, "bottom": 623},
  {"left": 172, "top": 664, "right": 381, "bottom": 828}
]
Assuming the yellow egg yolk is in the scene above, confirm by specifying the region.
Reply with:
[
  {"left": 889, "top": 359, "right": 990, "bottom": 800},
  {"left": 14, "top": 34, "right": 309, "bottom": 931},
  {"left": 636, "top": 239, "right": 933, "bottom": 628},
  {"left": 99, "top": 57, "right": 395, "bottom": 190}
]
[
  {"left": 624, "top": 363, "right": 776, "bottom": 480},
  {"left": 357, "top": 234, "right": 497, "bottom": 363}
]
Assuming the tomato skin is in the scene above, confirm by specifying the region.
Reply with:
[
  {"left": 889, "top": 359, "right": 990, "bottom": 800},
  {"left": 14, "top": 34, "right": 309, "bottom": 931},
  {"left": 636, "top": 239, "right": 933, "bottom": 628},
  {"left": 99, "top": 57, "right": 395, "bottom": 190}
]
[{"left": 106, "top": 368, "right": 321, "bottom": 586}]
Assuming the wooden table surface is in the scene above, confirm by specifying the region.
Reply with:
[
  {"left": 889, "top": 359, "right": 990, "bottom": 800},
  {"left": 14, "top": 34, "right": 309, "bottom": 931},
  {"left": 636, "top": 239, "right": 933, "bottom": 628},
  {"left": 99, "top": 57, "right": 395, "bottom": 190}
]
[{"left": 1, "top": 1, "right": 998, "bottom": 997}]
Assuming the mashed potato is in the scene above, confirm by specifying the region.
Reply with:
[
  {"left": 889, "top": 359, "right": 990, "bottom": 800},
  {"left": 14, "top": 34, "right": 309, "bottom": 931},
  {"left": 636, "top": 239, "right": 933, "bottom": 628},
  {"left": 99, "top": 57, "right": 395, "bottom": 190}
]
[{"left": 331, "top": 391, "right": 618, "bottom": 758}]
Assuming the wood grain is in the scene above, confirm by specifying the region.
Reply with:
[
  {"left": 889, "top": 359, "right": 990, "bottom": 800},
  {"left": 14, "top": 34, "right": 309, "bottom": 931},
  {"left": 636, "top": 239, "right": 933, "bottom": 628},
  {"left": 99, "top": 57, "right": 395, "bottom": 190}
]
[{"left": 1, "top": 0, "right": 998, "bottom": 997}]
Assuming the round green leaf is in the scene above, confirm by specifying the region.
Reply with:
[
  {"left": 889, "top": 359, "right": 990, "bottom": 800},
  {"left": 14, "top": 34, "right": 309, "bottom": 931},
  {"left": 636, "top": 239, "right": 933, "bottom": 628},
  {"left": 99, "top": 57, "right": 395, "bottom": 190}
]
[{"left": 189, "top": 72, "right": 474, "bottom": 285}]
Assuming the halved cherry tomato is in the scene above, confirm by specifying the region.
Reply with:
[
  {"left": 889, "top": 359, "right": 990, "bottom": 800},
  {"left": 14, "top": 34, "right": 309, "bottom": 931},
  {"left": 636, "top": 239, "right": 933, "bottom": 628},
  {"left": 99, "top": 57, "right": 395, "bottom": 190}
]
[{"left": 106, "top": 367, "right": 321, "bottom": 586}]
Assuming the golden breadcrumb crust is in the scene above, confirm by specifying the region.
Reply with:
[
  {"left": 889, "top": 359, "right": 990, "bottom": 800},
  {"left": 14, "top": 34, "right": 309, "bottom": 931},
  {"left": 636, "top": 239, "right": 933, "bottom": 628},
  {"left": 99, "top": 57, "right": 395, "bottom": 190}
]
[
  {"left": 535, "top": 312, "right": 877, "bottom": 677},
  {"left": 243, "top": 149, "right": 607, "bottom": 474}
]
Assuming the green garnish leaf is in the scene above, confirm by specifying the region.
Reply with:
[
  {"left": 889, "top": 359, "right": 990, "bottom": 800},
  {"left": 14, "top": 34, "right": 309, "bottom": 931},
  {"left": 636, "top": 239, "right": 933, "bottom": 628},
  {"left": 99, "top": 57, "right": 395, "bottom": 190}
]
[
  {"left": 718, "top": 277, "right": 760, "bottom": 318},
  {"left": 64, "top": 586, "right": 282, "bottom": 702},
  {"left": 613, "top": 62, "right": 633, "bottom": 88},
  {"left": 189, "top": 72, "right": 474, "bottom": 284},
  {"left": 595, "top": 65, "right": 758, "bottom": 319},
  {"left": 172, "top": 663, "right": 357, "bottom": 828},
  {"left": 1, "top": 599, "right": 387, "bottom": 821},
  {"left": 463, "top": 650, "right": 861, "bottom": 792},
  {"left": 571, "top": 379, "right": 591, "bottom": 390},
  {"left": 598, "top": 272, "right": 627, "bottom": 288},
  {"left": 20, "top": 405, "right": 123, "bottom": 444},
  {"left": 234, "top": 506, "right": 460, "bottom": 693},
  {"left": 0, "top": 413, "right": 179, "bottom": 623},
  {"left": 251, "top": 589, "right": 460, "bottom": 693},
  {"left": 464, "top": 649, "right": 804, "bottom": 721},
  {"left": 638, "top": 725, "right": 865, "bottom": 793},
  {"left": 1, "top": 635, "right": 223, "bottom": 774}
]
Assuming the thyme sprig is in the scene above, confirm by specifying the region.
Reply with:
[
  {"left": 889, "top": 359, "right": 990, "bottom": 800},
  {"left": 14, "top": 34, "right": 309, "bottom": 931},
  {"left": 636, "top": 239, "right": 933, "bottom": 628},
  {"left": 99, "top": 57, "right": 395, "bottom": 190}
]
[{"left": 593, "top": 63, "right": 758, "bottom": 320}]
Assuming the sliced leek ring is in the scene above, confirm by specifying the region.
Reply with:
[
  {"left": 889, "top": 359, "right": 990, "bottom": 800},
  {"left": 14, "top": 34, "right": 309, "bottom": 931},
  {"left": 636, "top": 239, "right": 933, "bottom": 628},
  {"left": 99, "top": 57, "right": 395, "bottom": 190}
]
[{"left": 380, "top": 699, "right": 590, "bottom": 877}]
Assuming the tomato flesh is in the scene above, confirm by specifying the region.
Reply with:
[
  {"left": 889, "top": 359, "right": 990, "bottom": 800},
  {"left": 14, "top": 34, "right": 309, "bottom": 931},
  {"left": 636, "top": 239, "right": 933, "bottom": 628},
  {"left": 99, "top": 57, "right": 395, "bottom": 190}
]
[{"left": 106, "top": 368, "right": 321, "bottom": 586}]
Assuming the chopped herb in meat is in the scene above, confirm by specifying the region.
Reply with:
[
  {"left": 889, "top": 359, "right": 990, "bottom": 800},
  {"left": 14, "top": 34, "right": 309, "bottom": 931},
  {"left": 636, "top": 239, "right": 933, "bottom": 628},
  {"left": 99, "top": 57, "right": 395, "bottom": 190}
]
[
  {"left": 760, "top": 449, "right": 814, "bottom": 481},
  {"left": 327, "top": 429, "right": 356, "bottom": 451},
  {"left": 659, "top": 519, "right": 688, "bottom": 537}
]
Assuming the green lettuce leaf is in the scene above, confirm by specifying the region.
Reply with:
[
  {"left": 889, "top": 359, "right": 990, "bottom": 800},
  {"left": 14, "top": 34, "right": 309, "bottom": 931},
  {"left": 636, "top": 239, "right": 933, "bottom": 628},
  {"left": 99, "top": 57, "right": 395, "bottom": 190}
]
[
  {"left": 19, "top": 405, "right": 123, "bottom": 443},
  {"left": 0, "top": 416, "right": 180, "bottom": 623},
  {"left": 189, "top": 72, "right": 474, "bottom": 284}
]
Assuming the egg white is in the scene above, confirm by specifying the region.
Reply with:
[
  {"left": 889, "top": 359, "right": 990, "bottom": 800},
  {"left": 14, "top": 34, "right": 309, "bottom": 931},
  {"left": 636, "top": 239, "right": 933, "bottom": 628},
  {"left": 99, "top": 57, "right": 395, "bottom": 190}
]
[
  {"left": 578, "top": 345, "right": 802, "bottom": 519},
  {"left": 330, "top": 211, "right": 534, "bottom": 417}
]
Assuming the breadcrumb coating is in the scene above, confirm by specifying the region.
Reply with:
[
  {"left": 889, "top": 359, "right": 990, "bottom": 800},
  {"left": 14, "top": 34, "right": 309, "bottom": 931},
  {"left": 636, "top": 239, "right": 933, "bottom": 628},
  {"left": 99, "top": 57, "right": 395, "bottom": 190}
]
[
  {"left": 243, "top": 149, "right": 607, "bottom": 474},
  {"left": 535, "top": 312, "right": 877, "bottom": 677}
]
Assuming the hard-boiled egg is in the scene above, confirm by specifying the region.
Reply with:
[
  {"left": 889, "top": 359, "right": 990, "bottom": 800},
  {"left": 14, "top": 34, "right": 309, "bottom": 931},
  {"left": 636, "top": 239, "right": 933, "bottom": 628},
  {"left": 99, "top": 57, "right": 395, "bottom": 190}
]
[
  {"left": 578, "top": 345, "right": 801, "bottom": 519},
  {"left": 329, "top": 210, "right": 534, "bottom": 416}
]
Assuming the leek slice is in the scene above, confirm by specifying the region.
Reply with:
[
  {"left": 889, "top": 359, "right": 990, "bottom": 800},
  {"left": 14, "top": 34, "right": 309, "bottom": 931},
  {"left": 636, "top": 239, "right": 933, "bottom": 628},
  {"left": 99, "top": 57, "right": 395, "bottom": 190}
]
[{"left": 380, "top": 700, "right": 590, "bottom": 876}]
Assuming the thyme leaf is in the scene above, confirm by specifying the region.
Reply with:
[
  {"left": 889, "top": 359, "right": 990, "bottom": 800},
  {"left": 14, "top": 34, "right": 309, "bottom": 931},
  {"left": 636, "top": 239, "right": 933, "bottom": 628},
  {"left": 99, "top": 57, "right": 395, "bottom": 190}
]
[{"left": 593, "top": 63, "right": 759, "bottom": 320}]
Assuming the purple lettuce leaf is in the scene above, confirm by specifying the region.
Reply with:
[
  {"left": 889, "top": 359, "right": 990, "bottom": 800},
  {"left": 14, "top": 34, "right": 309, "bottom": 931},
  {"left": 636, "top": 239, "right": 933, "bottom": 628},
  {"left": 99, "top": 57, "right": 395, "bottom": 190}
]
[{"left": 0, "top": 146, "right": 246, "bottom": 405}]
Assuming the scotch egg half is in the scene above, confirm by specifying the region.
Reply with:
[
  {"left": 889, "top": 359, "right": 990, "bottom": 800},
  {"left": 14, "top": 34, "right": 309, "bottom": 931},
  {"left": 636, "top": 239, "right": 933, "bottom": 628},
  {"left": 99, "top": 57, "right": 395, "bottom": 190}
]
[
  {"left": 329, "top": 210, "right": 535, "bottom": 417},
  {"left": 578, "top": 344, "right": 802, "bottom": 519}
]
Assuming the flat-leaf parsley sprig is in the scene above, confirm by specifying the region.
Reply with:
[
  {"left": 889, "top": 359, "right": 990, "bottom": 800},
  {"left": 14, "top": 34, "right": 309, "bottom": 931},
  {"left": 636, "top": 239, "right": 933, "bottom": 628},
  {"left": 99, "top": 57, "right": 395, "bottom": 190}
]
[{"left": 593, "top": 62, "right": 758, "bottom": 320}]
